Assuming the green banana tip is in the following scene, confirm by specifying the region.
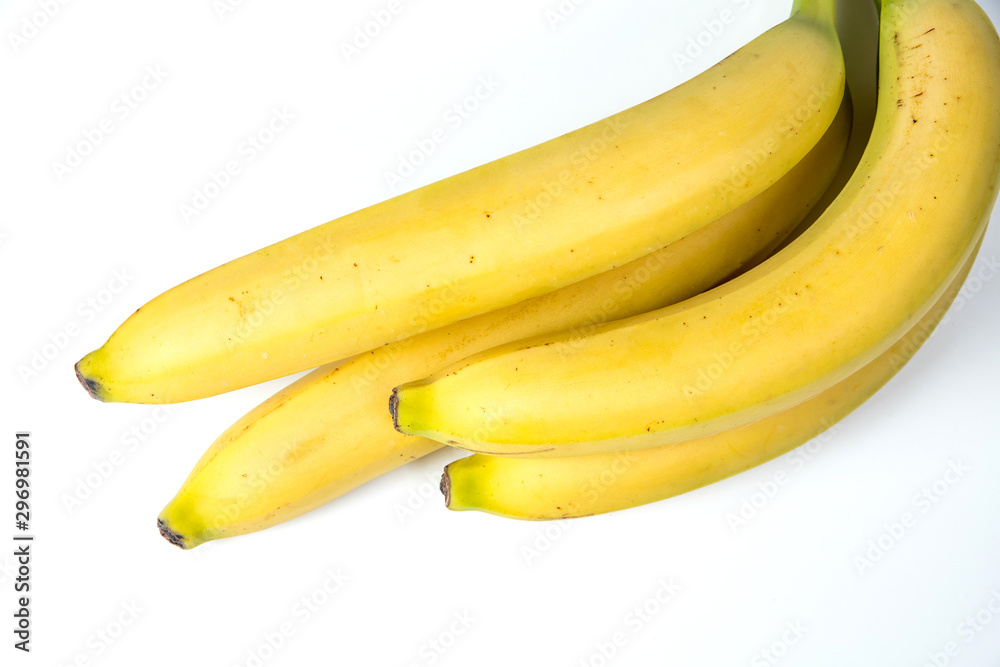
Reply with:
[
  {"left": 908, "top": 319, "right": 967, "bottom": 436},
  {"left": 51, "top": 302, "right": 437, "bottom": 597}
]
[{"left": 74, "top": 359, "right": 105, "bottom": 401}]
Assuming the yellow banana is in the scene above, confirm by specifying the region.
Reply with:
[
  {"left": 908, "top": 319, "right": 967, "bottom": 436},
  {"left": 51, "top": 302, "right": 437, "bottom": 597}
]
[
  {"left": 441, "top": 236, "right": 983, "bottom": 520},
  {"left": 155, "top": 100, "right": 852, "bottom": 549},
  {"left": 392, "top": 0, "right": 1000, "bottom": 459},
  {"left": 76, "top": 0, "right": 843, "bottom": 404}
]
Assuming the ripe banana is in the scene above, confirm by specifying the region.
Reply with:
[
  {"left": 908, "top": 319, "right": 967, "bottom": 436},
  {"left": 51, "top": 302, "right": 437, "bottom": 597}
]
[
  {"left": 441, "top": 236, "right": 984, "bottom": 520},
  {"left": 76, "top": 0, "right": 844, "bottom": 404},
  {"left": 155, "top": 101, "right": 851, "bottom": 549},
  {"left": 392, "top": 0, "right": 1000, "bottom": 459}
]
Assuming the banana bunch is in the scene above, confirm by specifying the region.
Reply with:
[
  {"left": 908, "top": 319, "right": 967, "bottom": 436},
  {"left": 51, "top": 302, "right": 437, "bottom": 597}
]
[
  {"left": 158, "top": 102, "right": 852, "bottom": 548},
  {"left": 74, "top": 0, "right": 1000, "bottom": 548}
]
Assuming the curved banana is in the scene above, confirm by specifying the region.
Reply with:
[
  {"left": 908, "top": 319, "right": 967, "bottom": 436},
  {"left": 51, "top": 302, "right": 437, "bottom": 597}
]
[
  {"left": 392, "top": 0, "right": 1000, "bottom": 459},
  {"left": 76, "top": 0, "right": 843, "bottom": 404},
  {"left": 155, "top": 101, "right": 852, "bottom": 549},
  {"left": 441, "top": 237, "right": 983, "bottom": 520}
]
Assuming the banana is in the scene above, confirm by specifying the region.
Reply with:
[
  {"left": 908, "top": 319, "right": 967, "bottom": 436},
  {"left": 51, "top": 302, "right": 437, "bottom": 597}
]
[
  {"left": 441, "top": 235, "right": 984, "bottom": 520},
  {"left": 391, "top": 0, "right": 1000, "bottom": 459},
  {"left": 155, "top": 100, "right": 852, "bottom": 549},
  {"left": 76, "top": 0, "right": 844, "bottom": 404}
]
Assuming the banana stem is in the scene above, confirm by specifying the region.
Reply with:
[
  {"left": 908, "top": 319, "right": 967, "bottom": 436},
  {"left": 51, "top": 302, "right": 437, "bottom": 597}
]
[{"left": 791, "top": 0, "right": 838, "bottom": 26}]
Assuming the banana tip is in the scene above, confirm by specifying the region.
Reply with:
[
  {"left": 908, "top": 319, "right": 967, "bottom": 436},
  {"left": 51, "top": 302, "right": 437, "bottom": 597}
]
[
  {"left": 388, "top": 388, "right": 401, "bottom": 432},
  {"left": 439, "top": 467, "right": 451, "bottom": 507},
  {"left": 74, "top": 360, "right": 105, "bottom": 401},
  {"left": 157, "top": 518, "right": 191, "bottom": 550}
]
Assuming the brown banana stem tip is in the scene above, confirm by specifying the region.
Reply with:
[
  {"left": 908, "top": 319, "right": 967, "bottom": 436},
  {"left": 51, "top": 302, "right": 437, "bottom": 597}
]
[
  {"left": 440, "top": 468, "right": 451, "bottom": 507},
  {"left": 388, "top": 388, "right": 401, "bottom": 432},
  {"left": 74, "top": 362, "right": 104, "bottom": 401},
  {"left": 157, "top": 519, "right": 188, "bottom": 550}
]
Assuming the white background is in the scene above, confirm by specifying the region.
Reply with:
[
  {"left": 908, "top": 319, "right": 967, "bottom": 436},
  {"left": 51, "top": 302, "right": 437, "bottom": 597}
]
[{"left": 3, "top": 0, "right": 1000, "bottom": 665}]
